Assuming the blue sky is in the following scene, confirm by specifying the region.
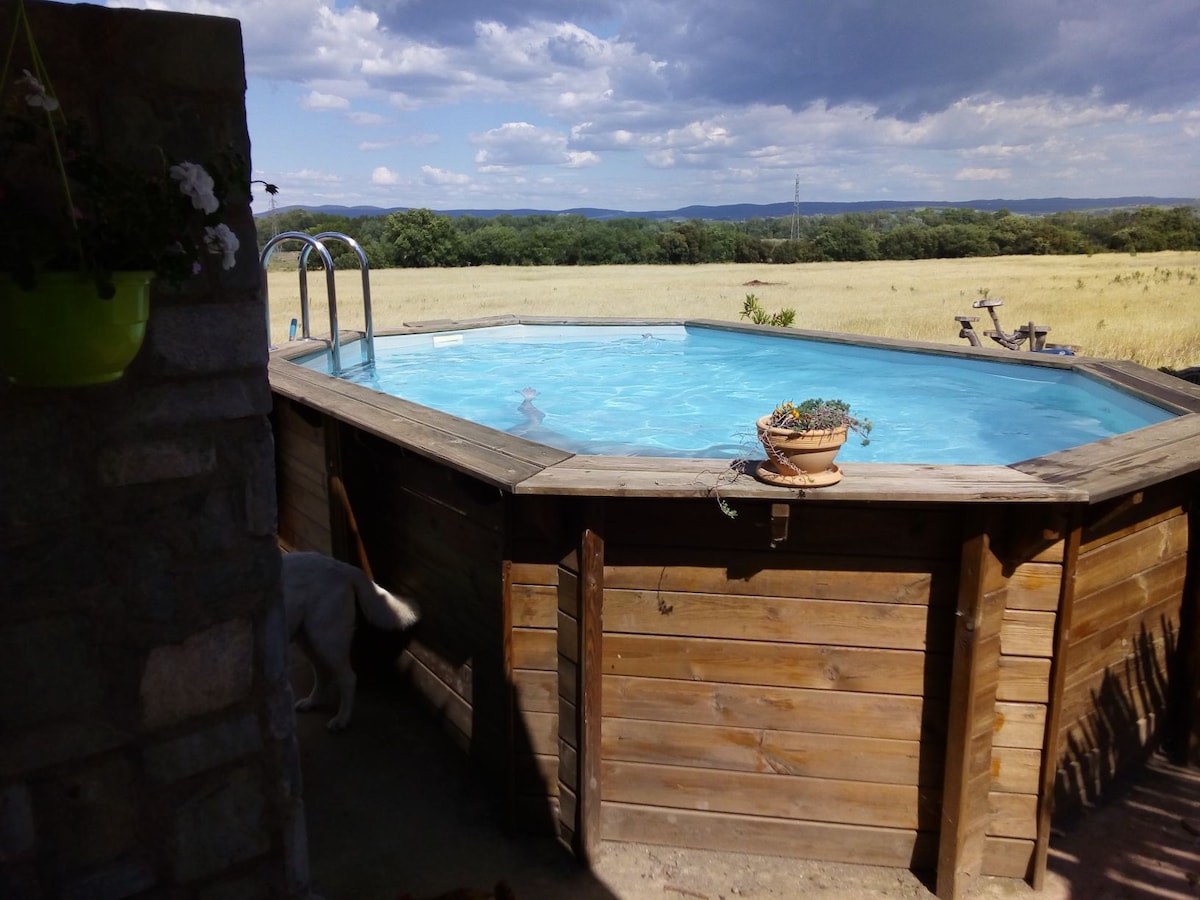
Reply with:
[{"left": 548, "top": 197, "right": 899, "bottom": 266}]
[{"left": 95, "top": 0, "right": 1200, "bottom": 216}]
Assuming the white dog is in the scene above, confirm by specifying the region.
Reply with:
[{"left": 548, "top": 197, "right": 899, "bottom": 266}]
[{"left": 282, "top": 551, "right": 420, "bottom": 731}]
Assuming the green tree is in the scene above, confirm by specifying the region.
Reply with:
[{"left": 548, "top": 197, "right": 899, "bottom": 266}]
[
  {"left": 811, "top": 216, "right": 879, "bottom": 261},
  {"left": 462, "top": 223, "right": 522, "bottom": 265},
  {"left": 878, "top": 224, "right": 938, "bottom": 260},
  {"left": 380, "top": 208, "right": 462, "bottom": 267}
]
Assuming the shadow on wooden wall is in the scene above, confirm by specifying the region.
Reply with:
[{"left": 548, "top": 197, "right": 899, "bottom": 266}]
[{"left": 1056, "top": 616, "right": 1176, "bottom": 810}]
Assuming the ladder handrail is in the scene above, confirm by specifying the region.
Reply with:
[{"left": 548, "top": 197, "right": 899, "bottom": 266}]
[
  {"left": 260, "top": 231, "right": 341, "bottom": 372},
  {"left": 301, "top": 232, "right": 375, "bottom": 368}
]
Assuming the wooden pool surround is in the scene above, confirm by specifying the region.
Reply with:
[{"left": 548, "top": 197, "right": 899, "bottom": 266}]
[{"left": 270, "top": 317, "right": 1200, "bottom": 899}]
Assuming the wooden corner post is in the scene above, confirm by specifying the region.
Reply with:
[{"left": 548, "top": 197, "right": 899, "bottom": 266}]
[
  {"left": 556, "top": 500, "right": 605, "bottom": 861},
  {"left": 1031, "top": 518, "right": 1081, "bottom": 889},
  {"left": 937, "top": 510, "right": 1006, "bottom": 899}
]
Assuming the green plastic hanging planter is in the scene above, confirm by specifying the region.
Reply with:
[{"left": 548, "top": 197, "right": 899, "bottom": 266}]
[{"left": 0, "top": 271, "right": 152, "bottom": 387}]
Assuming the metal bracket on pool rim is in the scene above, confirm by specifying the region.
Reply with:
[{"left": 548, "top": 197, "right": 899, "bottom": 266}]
[{"left": 770, "top": 503, "right": 790, "bottom": 546}]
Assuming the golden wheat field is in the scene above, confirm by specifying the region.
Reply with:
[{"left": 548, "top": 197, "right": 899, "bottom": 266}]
[{"left": 265, "top": 251, "right": 1200, "bottom": 370}]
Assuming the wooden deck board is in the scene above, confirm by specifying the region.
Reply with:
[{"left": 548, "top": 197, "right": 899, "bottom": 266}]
[
  {"left": 515, "top": 455, "right": 1087, "bottom": 502},
  {"left": 1085, "top": 361, "right": 1200, "bottom": 414},
  {"left": 1012, "top": 414, "right": 1200, "bottom": 503},
  {"left": 270, "top": 358, "right": 572, "bottom": 490}
]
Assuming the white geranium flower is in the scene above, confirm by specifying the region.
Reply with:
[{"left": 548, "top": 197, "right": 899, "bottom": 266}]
[
  {"left": 170, "top": 161, "right": 219, "bottom": 214},
  {"left": 16, "top": 69, "right": 59, "bottom": 111},
  {"left": 204, "top": 223, "right": 240, "bottom": 270}
]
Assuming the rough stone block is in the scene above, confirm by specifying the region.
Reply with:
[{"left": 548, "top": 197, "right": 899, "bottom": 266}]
[
  {"left": 97, "top": 436, "right": 217, "bottom": 487},
  {"left": 1, "top": 530, "right": 105, "bottom": 620},
  {"left": 259, "top": 599, "right": 288, "bottom": 690},
  {"left": 244, "top": 425, "right": 279, "bottom": 537},
  {"left": 131, "top": 378, "right": 272, "bottom": 427},
  {"left": 197, "top": 875, "right": 270, "bottom": 900},
  {"left": 0, "top": 722, "right": 130, "bottom": 780},
  {"left": 140, "top": 619, "right": 253, "bottom": 731},
  {"left": 143, "top": 714, "right": 262, "bottom": 784},
  {"left": 35, "top": 756, "right": 136, "bottom": 869},
  {"left": 189, "top": 552, "right": 276, "bottom": 614},
  {"left": 0, "top": 864, "right": 40, "bottom": 900},
  {"left": 0, "top": 783, "right": 33, "bottom": 862},
  {"left": 0, "top": 618, "right": 105, "bottom": 729},
  {"left": 169, "top": 768, "right": 269, "bottom": 882},
  {"left": 0, "top": 405, "right": 86, "bottom": 523},
  {"left": 59, "top": 857, "right": 157, "bottom": 900},
  {"left": 149, "top": 303, "right": 269, "bottom": 375}
]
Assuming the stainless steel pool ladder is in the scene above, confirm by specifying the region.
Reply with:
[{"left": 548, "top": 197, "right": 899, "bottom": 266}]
[{"left": 259, "top": 231, "right": 376, "bottom": 375}]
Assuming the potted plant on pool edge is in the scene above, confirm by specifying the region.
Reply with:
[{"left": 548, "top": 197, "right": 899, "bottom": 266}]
[
  {"left": 0, "top": 0, "right": 273, "bottom": 388},
  {"left": 755, "top": 398, "right": 872, "bottom": 487}
]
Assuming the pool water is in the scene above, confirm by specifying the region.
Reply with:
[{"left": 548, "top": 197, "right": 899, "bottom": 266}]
[{"left": 305, "top": 324, "right": 1174, "bottom": 465}]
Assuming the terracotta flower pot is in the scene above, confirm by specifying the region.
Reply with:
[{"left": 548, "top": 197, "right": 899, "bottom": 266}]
[
  {"left": 755, "top": 415, "right": 848, "bottom": 486},
  {"left": 0, "top": 271, "right": 152, "bottom": 387}
]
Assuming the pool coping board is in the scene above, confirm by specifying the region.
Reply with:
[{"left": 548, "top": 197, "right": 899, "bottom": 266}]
[{"left": 269, "top": 316, "right": 1200, "bottom": 506}]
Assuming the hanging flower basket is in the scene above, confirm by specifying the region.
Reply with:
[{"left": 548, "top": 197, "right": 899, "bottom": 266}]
[
  {"left": 0, "top": 270, "right": 152, "bottom": 386},
  {"left": 0, "top": 0, "right": 270, "bottom": 387}
]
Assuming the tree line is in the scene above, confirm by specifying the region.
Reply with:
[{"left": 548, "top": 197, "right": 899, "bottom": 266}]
[{"left": 256, "top": 204, "right": 1200, "bottom": 269}]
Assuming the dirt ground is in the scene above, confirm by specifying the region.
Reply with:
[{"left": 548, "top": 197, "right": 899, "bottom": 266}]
[{"left": 293, "top": 663, "right": 1200, "bottom": 900}]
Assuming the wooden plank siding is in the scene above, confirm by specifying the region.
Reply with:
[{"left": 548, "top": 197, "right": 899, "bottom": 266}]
[
  {"left": 554, "top": 512, "right": 605, "bottom": 861},
  {"left": 272, "top": 397, "right": 333, "bottom": 555},
  {"left": 1054, "top": 486, "right": 1190, "bottom": 816},
  {"left": 977, "top": 512, "right": 1070, "bottom": 885},
  {"left": 595, "top": 499, "right": 960, "bottom": 873},
  {"left": 334, "top": 420, "right": 512, "bottom": 786}
]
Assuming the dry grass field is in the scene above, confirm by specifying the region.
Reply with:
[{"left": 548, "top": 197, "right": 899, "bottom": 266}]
[{"left": 264, "top": 250, "right": 1200, "bottom": 370}]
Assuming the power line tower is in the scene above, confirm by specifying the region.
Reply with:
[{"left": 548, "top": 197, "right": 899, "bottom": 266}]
[{"left": 790, "top": 174, "right": 801, "bottom": 241}]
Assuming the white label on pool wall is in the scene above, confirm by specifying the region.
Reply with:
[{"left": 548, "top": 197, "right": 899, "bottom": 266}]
[{"left": 299, "top": 324, "right": 1175, "bottom": 465}]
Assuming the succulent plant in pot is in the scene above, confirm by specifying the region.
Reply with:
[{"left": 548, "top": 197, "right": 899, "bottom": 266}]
[{"left": 755, "top": 398, "right": 871, "bottom": 487}]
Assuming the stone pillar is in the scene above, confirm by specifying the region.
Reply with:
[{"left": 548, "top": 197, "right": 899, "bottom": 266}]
[{"left": 0, "top": 3, "right": 309, "bottom": 897}]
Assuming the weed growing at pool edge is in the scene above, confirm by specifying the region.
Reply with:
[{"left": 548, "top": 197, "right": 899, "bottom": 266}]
[{"left": 740, "top": 293, "right": 796, "bottom": 327}]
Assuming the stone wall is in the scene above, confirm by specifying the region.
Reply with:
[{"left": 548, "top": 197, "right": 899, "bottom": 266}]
[{"left": 0, "top": 3, "right": 309, "bottom": 897}]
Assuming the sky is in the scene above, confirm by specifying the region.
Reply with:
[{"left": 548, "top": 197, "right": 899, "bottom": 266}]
[{"left": 88, "top": 0, "right": 1200, "bottom": 216}]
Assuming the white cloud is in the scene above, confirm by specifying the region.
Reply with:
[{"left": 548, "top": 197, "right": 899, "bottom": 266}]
[
  {"left": 287, "top": 168, "right": 343, "bottom": 185},
  {"left": 954, "top": 168, "right": 1013, "bottom": 182},
  {"left": 105, "top": 0, "right": 1200, "bottom": 210},
  {"left": 470, "top": 121, "right": 596, "bottom": 170},
  {"left": 303, "top": 90, "right": 350, "bottom": 110},
  {"left": 371, "top": 166, "right": 401, "bottom": 185},
  {"left": 347, "top": 111, "right": 388, "bottom": 126},
  {"left": 421, "top": 166, "right": 471, "bottom": 186}
]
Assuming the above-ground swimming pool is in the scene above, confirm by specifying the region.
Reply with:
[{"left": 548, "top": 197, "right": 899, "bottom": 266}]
[
  {"left": 270, "top": 315, "right": 1200, "bottom": 900},
  {"left": 298, "top": 323, "right": 1175, "bottom": 465}
]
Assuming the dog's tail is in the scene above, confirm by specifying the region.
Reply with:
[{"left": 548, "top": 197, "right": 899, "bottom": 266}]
[{"left": 351, "top": 569, "right": 420, "bottom": 631}]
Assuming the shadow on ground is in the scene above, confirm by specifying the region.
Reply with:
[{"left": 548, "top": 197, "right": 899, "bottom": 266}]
[
  {"left": 292, "top": 657, "right": 620, "bottom": 900},
  {"left": 294, "top": 655, "right": 1200, "bottom": 900},
  {"left": 1047, "top": 752, "right": 1200, "bottom": 899}
]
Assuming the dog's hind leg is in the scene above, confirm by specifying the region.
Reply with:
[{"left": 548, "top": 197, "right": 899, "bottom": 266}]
[
  {"left": 296, "top": 645, "right": 356, "bottom": 731},
  {"left": 292, "top": 632, "right": 327, "bottom": 715},
  {"left": 325, "top": 667, "right": 357, "bottom": 731},
  {"left": 303, "top": 582, "right": 359, "bottom": 731}
]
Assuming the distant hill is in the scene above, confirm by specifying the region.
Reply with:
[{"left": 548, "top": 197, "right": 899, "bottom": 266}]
[{"left": 258, "top": 196, "right": 1196, "bottom": 221}]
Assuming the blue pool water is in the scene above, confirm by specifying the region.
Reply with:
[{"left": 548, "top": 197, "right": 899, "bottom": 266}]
[{"left": 303, "top": 324, "right": 1174, "bottom": 465}]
